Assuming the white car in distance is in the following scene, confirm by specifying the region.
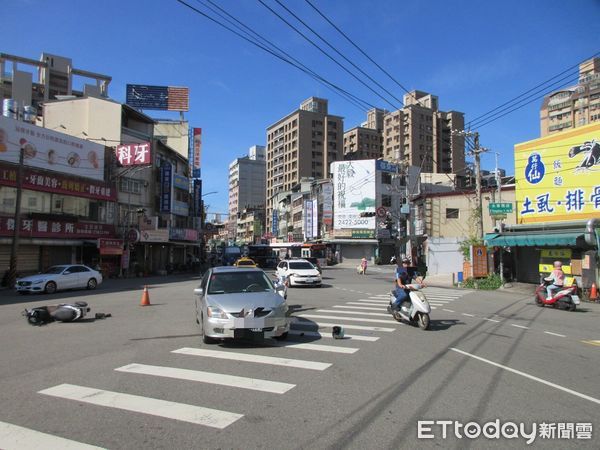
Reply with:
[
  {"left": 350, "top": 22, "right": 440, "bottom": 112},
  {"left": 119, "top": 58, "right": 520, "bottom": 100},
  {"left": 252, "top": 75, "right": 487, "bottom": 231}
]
[
  {"left": 15, "top": 265, "right": 103, "bottom": 294},
  {"left": 276, "top": 259, "right": 322, "bottom": 287}
]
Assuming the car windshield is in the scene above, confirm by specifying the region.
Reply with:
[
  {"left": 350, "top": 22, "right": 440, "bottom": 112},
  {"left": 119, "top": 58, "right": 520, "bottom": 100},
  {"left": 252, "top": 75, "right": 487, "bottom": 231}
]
[
  {"left": 289, "top": 262, "right": 315, "bottom": 270},
  {"left": 208, "top": 271, "right": 274, "bottom": 294},
  {"left": 43, "top": 266, "right": 67, "bottom": 274}
]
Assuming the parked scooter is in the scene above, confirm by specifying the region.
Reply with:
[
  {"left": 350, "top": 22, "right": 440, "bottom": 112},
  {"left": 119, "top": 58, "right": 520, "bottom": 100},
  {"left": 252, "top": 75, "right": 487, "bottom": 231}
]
[
  {"left": 387, "top": 280, "right": 431, "bottom": 330},
  {"left": 535, "top": 278, "right": 580, "bottom": 311}
]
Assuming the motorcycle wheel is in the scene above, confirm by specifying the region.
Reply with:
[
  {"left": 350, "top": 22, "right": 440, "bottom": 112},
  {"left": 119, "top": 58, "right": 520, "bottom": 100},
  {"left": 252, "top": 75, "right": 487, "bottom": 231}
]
[
  {"left": 392, "top": 310, "right": 403, "bottom": 322},
  {"left": 417, "top": 312, "right": 430, "bottom": 330},
  {"left": 535, "top": 297, "right": 544, "bottom": 307}
]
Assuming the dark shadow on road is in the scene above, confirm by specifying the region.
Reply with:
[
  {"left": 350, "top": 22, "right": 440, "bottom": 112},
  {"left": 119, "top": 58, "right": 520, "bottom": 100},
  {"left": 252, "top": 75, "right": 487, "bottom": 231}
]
[
  {"left": 287, "top": 304, "right": 317, "bottom": 314},
  {"left": 131, "top": 333, "right": 202, "bottom": 341},
  {"left": 427, "top": 319, "right": 465, "bottom": 331}
]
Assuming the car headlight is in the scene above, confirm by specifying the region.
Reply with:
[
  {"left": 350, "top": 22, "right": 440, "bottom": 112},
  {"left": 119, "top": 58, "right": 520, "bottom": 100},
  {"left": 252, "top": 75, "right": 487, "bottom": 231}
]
[
  {"left": 32, "top": 279, "right": 45, "bottom": 285},
  {"left": 290, "top": 273, "right": 299, "bottom": 277},
  {"left": 207, "top": 306, "right": 229, "bottom": 319}
]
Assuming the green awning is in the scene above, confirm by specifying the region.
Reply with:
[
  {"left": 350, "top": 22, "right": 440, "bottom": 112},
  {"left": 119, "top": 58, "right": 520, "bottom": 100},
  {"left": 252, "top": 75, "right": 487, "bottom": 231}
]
[{"left": 485, "top": 232, "right": 584, "bottom": 247}]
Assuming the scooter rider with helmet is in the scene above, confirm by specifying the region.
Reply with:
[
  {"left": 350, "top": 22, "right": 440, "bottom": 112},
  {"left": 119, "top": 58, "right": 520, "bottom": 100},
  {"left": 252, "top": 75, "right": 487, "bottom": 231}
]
[{"left": 391, "top": 258, "right": 413, "bottom": 310}]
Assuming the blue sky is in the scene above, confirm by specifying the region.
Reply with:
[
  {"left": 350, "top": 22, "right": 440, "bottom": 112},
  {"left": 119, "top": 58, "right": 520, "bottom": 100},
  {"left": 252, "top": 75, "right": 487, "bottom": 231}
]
[{"left": 4, "top": 0, "right": 600, "bottom": 216}]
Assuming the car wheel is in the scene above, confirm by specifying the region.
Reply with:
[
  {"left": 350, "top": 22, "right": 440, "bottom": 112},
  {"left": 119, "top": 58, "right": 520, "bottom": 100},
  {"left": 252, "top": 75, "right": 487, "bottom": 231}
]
[
  {"left": 87, "top": 278, "right": 97, "bottom": 290},
  {"left": 45, "top": 281, "right": 57, "bottom": 294},
  {"left": 274, "top": 331, "right": 288, "bottom": 341}
]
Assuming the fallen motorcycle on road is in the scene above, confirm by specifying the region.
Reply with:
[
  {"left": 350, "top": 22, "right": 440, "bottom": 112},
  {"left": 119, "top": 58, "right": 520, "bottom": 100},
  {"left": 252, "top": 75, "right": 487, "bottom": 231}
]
[{"left": 23, "top": 302, "right": 110, "bottom": 326}]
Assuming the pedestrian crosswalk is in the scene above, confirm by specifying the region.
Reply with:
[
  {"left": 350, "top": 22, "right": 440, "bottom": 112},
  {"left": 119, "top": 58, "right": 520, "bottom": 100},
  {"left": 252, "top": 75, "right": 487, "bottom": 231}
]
[{"left": 7, "top": 285, "right": 467, "bottom": 446}]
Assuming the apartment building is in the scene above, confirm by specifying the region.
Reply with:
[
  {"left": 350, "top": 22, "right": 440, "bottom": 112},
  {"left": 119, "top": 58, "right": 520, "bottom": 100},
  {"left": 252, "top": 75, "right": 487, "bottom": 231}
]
[
  {"left": 540, "top": 57, "right": 600, "bottom": 136},
  {"left": 227, "top": 145, "right": 266, "bottom": 240},
  {"left": 343, "top": 108, "right": 385, "bottom": 160},
  {"left": 266, "top": 97, "right": 343, "bottom": 232},
  {"left": 382, "top": 91, "right": 465, "bottom": 174}
]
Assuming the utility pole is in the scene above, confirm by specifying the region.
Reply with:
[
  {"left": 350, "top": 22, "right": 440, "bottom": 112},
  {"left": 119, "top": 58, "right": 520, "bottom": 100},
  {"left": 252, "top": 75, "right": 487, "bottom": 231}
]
[
  {"left": 473, "top": 132, "right": 484, "bottom": 240},
  {"left": 494, "top": 151, "right": 504, "bottom": 284},
  {"left": 452, "top": 130, "right": 486, "bottom": 240},
  {"left": 7, "top": 147, "right": 24, "bottom": 288}
]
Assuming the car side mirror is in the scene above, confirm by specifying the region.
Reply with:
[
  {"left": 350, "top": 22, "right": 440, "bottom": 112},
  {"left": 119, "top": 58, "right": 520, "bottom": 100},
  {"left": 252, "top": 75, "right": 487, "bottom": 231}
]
[
  {"left": 63, "top": 271, "right": 70, "bottom": 275},
  {"left": 194, "top": 287, "right": 204, "bottom": 296}
]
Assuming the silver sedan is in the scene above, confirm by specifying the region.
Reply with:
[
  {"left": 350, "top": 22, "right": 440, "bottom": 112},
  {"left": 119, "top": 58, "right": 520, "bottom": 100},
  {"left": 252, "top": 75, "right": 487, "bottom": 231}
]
[{"left": 194, "top": 267, "right": 289, "bottom": 344}]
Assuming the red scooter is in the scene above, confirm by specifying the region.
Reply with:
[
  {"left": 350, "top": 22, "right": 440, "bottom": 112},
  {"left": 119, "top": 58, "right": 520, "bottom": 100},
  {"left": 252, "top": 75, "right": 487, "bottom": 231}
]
[{"left": 535, "top": 278, "right": 580, "bottom": 311}]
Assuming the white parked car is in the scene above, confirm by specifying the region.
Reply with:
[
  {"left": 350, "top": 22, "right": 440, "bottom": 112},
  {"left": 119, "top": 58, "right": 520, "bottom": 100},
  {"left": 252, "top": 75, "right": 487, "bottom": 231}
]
[
  {"left": 16, "top": 265, "right": 103, "bottom": 294},
  {"left": 276, "top": 259, "right": 322, "bottom": 287}
]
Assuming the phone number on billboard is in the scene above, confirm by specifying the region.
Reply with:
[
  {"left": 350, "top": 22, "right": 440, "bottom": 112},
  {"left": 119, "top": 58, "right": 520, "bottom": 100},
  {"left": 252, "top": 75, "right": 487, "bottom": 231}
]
[{"left": 336, "top": 218, "right": 371, "bottom": 226}]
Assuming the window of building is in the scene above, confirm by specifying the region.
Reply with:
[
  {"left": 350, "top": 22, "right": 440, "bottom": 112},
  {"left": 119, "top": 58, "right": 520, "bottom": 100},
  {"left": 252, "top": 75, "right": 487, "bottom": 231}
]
[
  {"left": 381, "top": 195, "right": 392, "bottom": 207},
  {"left": 381, "top": 172, "right": 392, "bottom": 184},
  {"left": 446, "top": 208, "right": 459, "bottom": 219},
  {"left": 119, "top": 177, "right": 143, "bottom": 194}
]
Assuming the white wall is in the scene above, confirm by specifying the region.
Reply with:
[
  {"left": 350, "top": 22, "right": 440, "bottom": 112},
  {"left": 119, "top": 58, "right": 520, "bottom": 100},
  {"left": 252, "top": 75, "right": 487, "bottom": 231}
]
[{"left": 426, "top": 237, "right": 463, "bottom": 275}]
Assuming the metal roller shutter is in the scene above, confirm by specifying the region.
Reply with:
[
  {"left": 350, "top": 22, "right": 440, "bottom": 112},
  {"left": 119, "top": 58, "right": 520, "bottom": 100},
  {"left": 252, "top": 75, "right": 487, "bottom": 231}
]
[{"left": 0, "top": 245, "right": 40, "bottom": 273}]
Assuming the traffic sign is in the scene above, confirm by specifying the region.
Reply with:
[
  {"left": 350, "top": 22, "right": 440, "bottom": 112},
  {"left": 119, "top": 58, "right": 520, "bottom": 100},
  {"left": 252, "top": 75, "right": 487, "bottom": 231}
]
[
  {"left": 376, "top": 206, "right": 387, "bottom": 218},
  {"left": 489, "top": 202, "right": 513, "bottom": 215}
]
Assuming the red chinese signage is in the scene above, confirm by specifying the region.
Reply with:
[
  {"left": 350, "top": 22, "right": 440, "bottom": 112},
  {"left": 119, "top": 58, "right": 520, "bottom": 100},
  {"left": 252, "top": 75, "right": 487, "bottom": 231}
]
[
  {"left": 192, "top": 128, "right": 202, "bottom": 175},
  {"left": 98, "top": 238, "right": 124, "bottom": 255},
  {"left": 0, "top": 163, "right": 116, "bottom": 201},
  {"left": 116, "top": 142, "right": 151, "bottom": 166},
  {"left": 0, "top": 217, "right": 115, "bottom": 239}
]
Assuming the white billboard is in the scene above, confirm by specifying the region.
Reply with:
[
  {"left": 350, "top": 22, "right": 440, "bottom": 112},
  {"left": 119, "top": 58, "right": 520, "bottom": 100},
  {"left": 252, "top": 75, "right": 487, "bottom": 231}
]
[
  {"left": 332, "top": 160, "right": 376, "bottom": 229},
  {"left": 0, "top": 115, "right": 105, "bottom": 181}
]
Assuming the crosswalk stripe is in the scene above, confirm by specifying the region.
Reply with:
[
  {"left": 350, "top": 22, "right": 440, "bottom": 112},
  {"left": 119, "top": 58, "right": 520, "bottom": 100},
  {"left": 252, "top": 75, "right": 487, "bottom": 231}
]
[
  {"left": 0, "top": 420, "right": 104, "bottom": 450},
  {"left": 172, "top": 347, "right": 331, "bottom": 371},
  {"left": 292, "top": 320, "right": 395, "bottom": 332},
  {"left": 115, "top": 363, "right": 295, "bottom": 394},
  {"left": 427, "top": 296, "right": 459, "bottom": 300},
  {"left": 335, "top": 305, "right": 386, "bottom": 311},
  {"left": 368, "top": 296, "right": 389, "bottom": 299},
  {"left": 352, "top": 301, "right": 390, "bottom": 307},
  {"left": 288, "top": 329, "right": 379, "bottom": 341},
  {"left": 298, "top": 314, "right": 396, "bottom": 324},
  {"left": 270, "top": 342, "right": 358, "bottom": 354},
  {"left": 356, "top": 298, "right": 390, "bottom": 303},
  {"left": 317, "top": 309, "right": 390, "bottom": 318},
  {"left": 38, "top": 384, "right": 242, "bottom": 429}
]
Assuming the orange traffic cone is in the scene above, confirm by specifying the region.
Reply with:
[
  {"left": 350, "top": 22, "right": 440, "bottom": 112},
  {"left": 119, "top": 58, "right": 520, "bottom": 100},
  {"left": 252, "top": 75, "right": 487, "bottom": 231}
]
[
  {"left": 140, "top": 285, "right": 151, "bottom": 306},
  {"left": 590, "top": 283, "right": 598, "bottom": 302}
]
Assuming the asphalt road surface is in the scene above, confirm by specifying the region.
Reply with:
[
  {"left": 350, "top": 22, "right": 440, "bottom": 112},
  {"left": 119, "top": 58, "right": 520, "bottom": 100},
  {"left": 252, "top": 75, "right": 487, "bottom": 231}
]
[{"left": 0, "top": 266, "right": 599, "bottom": 449}]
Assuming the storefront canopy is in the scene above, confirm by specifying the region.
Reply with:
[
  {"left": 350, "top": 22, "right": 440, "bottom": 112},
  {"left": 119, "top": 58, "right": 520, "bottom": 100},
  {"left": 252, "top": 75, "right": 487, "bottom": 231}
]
[{"left": 485, "top": 232, "right": 585, "bottom": 247}]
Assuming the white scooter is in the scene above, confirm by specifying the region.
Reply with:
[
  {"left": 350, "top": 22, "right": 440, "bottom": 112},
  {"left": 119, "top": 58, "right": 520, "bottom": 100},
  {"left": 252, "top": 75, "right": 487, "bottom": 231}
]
[{"left": 387, "top": 282, "right": 431, "bottom": 330}]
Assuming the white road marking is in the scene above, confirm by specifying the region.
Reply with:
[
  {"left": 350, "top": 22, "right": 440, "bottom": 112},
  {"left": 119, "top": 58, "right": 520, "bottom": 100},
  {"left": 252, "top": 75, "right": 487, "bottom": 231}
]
[
  {"left": 351, "top": 301, "right": 390, "bottom": 306},
  {"left": 581, "top": 340, "right": 600, "bottom": 347},
  {"left": 511, "top": 324, "right": 529, "bottom": 330},
  {"left": 544, "top": 331, "right": 566, "bottom": 338},
  {"left": 38, "top": 384, "right": 242, "bottom": 429},
  {"left": 368, "top": 296, "right": 389, "bottom": 300},
  {"left": 288, "top": 329, "right": 380, "bottom": 341},
  {"left": 298, "top": 314, "right": 395, "bottom": 324},
  {"left": 450, "top": 348, "right": 600, "bottom": 406},
  {"left": 317, "top": 309, "right": 390, "bottom": 317},
  {"left": 115, "top": 363, "right": 295, "bottom": 394},
  {"left": 335, "top": 305, "right": 386, "bottom": 311},
  {"left": 172, "top": 347, "right": 331, "bottom": 371},
  {"left": 0, "top": 420, "right": 104, "bottom": 450},
  {"left": 427, "top": 300, "right": 450, "bottom": 304},
  {"left": 271, "top": 342, "right": 358, "bottom": 354},
  {"left": 443, "top": 309, "right": 455, "bottom": 313},
  {"left": 292, "top": 320, "right": 395, "bottom": 332},
  {"left": 483, "top": 317, "right": 501, "bottom": 323},
  {"left": 462, "top": 313, "right": 475, "bottom": 317},
  {"left": 358, "top": 298, "right": 389, "bottom": 303}
]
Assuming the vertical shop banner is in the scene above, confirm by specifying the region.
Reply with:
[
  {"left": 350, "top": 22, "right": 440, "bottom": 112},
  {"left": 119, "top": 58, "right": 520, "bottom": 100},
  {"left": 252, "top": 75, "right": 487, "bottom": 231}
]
[
  {"left": 304, "top": 200, "right": 314, "bottom": 239},
  {"left": 272, "top": 210, "right": 279, "bottom": 236},
  {"left": 194, "top": 179, "right": 202, "bottom": 217},
  {"left": 192, "top": 128, "right": 202, "bottom": 179},
  {"left": 312, "top": 199, "right": 318, "bottom": 238},
  {"left": 515, "top": 122, "right": 600, "bottom": 224},
  {"left": 160, "top": 162, "right": 172, "bottom": 213},
  {"left": 322, "top": 182, "right": 333, "bottom": 225}
]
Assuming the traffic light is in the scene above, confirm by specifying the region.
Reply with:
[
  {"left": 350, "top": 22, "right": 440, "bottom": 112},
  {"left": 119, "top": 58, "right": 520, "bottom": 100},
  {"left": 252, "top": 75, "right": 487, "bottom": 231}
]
[{"left": 359, "top": 212, "right": 376, "bottom": 217}]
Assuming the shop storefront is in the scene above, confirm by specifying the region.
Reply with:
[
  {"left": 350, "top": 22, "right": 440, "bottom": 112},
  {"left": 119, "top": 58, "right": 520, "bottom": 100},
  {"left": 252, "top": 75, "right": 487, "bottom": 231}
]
[{"left": 485, "top": 123, "right": 599, "bottom": 292}]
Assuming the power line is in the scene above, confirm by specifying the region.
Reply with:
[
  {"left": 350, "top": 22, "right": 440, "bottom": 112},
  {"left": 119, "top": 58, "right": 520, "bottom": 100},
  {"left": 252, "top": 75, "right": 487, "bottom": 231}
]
[
  {"left": 303, "top": 0, "right": 421, "bottom": 107},
  {"left": 256, "top": 0, "right": 400, "bottom": 110},
  {"left": 198, "top": 0, "right": 371, "bottom": 111},
  {"left": 469, "top": 72, "right": 580, "bottom": 129},
  {"left": 467, "top": 51, "right": 599, "bottom": 127},
  {"left": 272, "top": 0, "right": 405, "bottom": 107},
  {"left": 176, "top": 0, "right": 374, "bottom": 112}
]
